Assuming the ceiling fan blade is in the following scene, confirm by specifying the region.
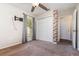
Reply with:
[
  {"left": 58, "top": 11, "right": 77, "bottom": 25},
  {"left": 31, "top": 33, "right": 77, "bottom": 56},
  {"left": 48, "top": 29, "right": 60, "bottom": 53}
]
[
  {"left": 31, "top": 6, "right": 35, "bottom": 12},
  {"left": 39, "top": 3, "right": 49, "bottom": 11}
]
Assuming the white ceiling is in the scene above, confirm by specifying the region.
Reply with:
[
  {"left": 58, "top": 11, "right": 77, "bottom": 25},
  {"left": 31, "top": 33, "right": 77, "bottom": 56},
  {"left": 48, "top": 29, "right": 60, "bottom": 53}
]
[{"left": 9, "top": 3, "right": 77, "bottom": 17}]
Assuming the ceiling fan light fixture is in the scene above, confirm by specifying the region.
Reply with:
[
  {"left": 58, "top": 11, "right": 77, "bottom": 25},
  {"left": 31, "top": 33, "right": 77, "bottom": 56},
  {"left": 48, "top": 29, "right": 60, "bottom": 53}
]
[
  {"left": 31, "top": 3, "right": 49, "bottom": 12},
  {"left": 32, "top": 3, "right": 39, "bottom": 7}
]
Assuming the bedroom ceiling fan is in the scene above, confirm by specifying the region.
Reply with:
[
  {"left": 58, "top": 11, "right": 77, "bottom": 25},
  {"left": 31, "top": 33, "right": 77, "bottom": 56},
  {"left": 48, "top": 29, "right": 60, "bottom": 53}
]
[{"left": 31, "top": 3, "right": 49, "bottom": 12}]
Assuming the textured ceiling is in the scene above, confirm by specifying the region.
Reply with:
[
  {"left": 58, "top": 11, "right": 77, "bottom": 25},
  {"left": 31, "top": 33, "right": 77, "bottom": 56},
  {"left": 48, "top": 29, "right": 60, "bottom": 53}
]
[{"left": 9, "top": 3, "right": 77, "bottom": 17}]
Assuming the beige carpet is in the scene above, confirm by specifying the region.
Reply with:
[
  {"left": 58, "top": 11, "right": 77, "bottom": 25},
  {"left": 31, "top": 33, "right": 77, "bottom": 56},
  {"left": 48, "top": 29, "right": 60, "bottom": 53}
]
[{"left": 0, "top": 40, "right": 79, "bottom": 56}]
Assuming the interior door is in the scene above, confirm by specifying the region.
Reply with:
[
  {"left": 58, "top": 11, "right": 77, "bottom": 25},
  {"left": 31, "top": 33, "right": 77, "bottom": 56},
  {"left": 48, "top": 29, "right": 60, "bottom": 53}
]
[{"left": 72, "top": 9, "right": 77, "bottom": 49}]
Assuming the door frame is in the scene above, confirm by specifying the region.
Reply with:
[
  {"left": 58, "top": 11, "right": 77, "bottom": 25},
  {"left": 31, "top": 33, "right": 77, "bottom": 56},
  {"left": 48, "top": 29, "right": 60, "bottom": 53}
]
[
  {"left": 22, "top": 13, "right": 27, "bottom": 44},
  {"left": 22, "top": 13, "right": 36, "bottom": 43}
]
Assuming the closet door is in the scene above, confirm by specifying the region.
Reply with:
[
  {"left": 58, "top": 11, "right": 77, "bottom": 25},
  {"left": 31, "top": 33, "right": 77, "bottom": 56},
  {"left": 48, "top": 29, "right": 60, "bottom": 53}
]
[{"left": 37, "top": 17, "right": 53, "bottom": 42}]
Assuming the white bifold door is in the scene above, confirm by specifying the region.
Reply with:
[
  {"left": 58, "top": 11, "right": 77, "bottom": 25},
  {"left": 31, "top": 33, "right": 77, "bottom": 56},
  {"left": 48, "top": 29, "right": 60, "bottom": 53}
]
[{"left": 36, "top": 17, "right": 53, "bottom": 42}]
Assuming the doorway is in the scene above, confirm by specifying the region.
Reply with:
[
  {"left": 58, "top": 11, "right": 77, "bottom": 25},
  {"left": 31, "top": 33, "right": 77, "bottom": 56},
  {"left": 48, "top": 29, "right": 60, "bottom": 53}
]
[
  {"left": 59, "top": 15, "right": 72, "bottom": 45},
  {"left": 26, "top": 16, "right": 33, "bottom": 41},
  {"left": 22, "top": 13, "right": 35, "bottom": 43}
]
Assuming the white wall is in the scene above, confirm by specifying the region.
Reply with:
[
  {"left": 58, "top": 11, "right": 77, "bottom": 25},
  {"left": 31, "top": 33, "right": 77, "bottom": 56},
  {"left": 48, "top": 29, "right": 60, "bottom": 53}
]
[
  {"left": 0, "top": 4, "right": 25, "bottom": 49},
  {"left": 60, "top": 15, "right": 72, "bottom": 40},
  {"left": 36, "top": 11, "right": 54, "bottom": 42}
]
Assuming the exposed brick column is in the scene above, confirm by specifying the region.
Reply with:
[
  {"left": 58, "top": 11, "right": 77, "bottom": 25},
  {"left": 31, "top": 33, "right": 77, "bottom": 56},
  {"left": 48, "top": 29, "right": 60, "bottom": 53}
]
[{"left": 53, "top": 9, "right": 59, "bottom": 43}]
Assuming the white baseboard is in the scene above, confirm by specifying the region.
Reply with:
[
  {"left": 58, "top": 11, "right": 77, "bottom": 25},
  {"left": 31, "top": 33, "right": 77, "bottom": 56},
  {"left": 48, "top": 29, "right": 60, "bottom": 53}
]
[{"left": 0, "top": 41, "right": 22, "bottom": 49}]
